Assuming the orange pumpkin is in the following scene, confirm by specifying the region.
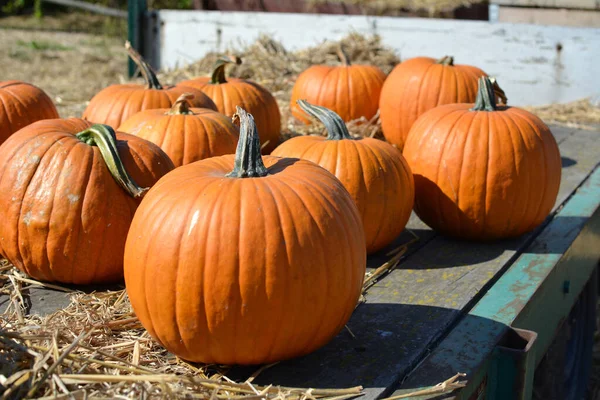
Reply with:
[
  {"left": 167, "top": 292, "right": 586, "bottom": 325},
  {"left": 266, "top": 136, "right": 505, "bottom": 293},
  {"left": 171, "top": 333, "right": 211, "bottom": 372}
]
[
  {"left": 118, "top": 93, "right": 239, "bottom": 167},
  {"left": 273, "top": 100, "right": 414, "bottom": 253},
  {"left": 403, "top": 77, "right": 561, "bottom": 240},
  {"left": 0, "top": 119, "right": 174, "bottom": 284},
  {"left": 290, "top": 48, "right": 386, "bottom": 124},
  {"left": 178, "top": 56, "right": 281, "bottom": 153},
  {"left": 124, "top": 107, "right": 365, "bottom": 365},
  {"left": 380, "top": 56, "right": 487, "bottom": 150},
  {"left": 83, "top": 42, "right": 217, "bottom": 129},
  {"left": 0, "top": 80, "right": 59, "bottom": 145}
]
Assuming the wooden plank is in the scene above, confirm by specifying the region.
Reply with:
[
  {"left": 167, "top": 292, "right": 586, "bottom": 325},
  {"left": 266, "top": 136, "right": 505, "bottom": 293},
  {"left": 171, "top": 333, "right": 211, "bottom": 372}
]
[
  {"left": 239, "top": 127, "right": 600, "bottom": 399},
  {"left": 491, "top": 0, "right": 600, "bottom": 9},
  {"left": 391, "top": 162, "right": 600, "bottom": 399},
  {"left": 498, "top": 6, "right": 600, "bottom": 27},
  {"left": 144, "top": 10, "right": 600, "bottom": 106},
  {"left": 0, "top": 126, "right": 596, "bottom": 399}
]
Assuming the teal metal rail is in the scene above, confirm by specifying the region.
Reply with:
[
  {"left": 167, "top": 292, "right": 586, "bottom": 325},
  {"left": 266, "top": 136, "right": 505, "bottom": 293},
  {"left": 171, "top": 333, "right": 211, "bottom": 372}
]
[
  {"left": 391, "top": 163, "right": 600, "bottom": 399},
  {"left": 127, "top": 0, "right": 147, "bottom": 78}
]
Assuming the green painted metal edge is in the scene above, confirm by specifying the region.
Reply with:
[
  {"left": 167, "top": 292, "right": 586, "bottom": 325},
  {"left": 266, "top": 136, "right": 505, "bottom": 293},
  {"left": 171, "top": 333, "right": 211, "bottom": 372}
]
[
  {"left": 127, "top": 0, "right": 147, "bottom": 78},
  {"left": 388, "top": 163, "right": 600, "bottom": 399}
]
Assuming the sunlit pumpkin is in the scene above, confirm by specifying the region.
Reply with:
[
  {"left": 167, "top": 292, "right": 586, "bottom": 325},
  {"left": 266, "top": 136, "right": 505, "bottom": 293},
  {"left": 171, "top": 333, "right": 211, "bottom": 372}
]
[
  {"left": 124, "top": 107, "right": 366, "bottom": 365},
  {"left": 0, "top": 118, "right": 174, "bottom": 284},
  {"left": 118, "top": 93, "right": 239, "bottom": 167},
  {"left": 0, "top": 80, "right": 59, "bottom": 145},
  {"left": 83, "top": 42, "right": 217, "bottom": 129},
  {"left": 379, "top": 56, "right": 487, "bottom": 150},
  {"left": 290, "top": 47, "right": 386, "bottom": 124},
  {"left": 403, "top": 77, "right": 561, "bottom": 240},
  {"left": 273, "top": 100, "right": 414, "bottom": 253},
  {"left": 178, "top": 56, "right": 281, "bottom": 153}
]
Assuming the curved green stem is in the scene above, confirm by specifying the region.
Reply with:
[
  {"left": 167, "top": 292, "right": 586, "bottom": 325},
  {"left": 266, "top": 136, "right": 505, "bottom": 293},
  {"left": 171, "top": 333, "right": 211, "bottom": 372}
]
[
  {"left": 470, "top": 76, "right": 500, "bottom": 112},
  {"left": 226, "top": 106, "right": 268, "bottom": 178},
  {"left": 437, "top": 55, "right": 454, "bottom": 66},
  {"left": 76, "top": 124, "right": 149, "bottom": 198},
  {"left": 125, "top": 41, "right": 163, "bottom": 90},
  {"left": 210, "top": 55, "right": 242, "bottom": 85},
  {"left": 297, "top": 100, "right": 352, "bottom": 141},
  {"left": 167, "top": 93, "right": 195, "bottom": 115}
]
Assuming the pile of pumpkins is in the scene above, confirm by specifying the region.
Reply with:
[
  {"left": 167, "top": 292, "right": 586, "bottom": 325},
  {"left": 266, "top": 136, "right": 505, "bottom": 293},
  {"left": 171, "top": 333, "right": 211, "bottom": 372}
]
[{"left": 0, "top": 41, "right": 561, "bottom": 365}]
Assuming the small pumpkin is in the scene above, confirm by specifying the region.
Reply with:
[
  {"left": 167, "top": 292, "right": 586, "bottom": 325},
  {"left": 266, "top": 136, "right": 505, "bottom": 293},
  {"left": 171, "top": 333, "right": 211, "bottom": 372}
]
[
  {"left": 272, "top": 100, "right": 414, "bottom": 253},
  {"left": 0, "top": 80, "right": 59, "bottom": 145},
  {"left": 124, "top": 107, "right": 365, "bottom": 365},
  {"left": 83, "top": 42, "right": 217, "bottom": 129},
  {"left": 379, "top": 56, "right": 487, "bottom": 150},
  {"left": 118, "top": 93, "right": 239, "bottom": 167},
  {"left": 0, "top": 119, "right": 174, "bottom": 284},
  {"left": 403, "top": 77, "right": 561, "bottom": 240},
  {"left": 290, "top": 47, "right": 386, "bottom": 125},
  {"left": 178, "top": 56, "right": 281, "bottom": 153}
]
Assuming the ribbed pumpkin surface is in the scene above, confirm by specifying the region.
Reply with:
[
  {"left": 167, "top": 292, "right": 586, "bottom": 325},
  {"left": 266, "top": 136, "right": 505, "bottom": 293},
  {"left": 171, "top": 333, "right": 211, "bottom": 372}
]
[
  {"left": 0, "top": 80, "right": 59, "bottom": 145},
  {"left": 272, "top": 101, "right": 414, "bottom": 254},
  {"left": 290, "top": 64, "right": 386, "bottom": 124},
  {"left": 380, "top": 56, "right": 486, "bottom": 150},
  {"left": 0, "top": 118, "right": 174, "bottom": 284},
  {"left": 124, "top": 154, "right": 366, "bottom": 364},
  {"left": 403, "top": 101, "right": 561, "bottom": 240},
  {"left": 178, "top": 77, "right": 281, "bottom": 153},
  {"left": 82, "top": 85, "right": 217, "bottom": 130},
  {"left": 118, "top": 104, "right": 239, "bottom": 167}
]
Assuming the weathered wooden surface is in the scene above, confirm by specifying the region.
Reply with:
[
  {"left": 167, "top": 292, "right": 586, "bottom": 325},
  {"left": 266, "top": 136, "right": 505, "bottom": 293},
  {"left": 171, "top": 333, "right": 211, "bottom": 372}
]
[
  {"left": 491, "top": 0, "right": 600, "bottom": 9},
  {"left": 1, "top": 125, "right": 598, "bottom": 399},
  {"left": 498, "top": 6, "right": 600, "bottom": 28},
  {"left": 247, "top": 126, "right": 600, "bottom": 399},
  {"left": 391, "top": 152, "right": 600, "bottom": 399},
  {"left": 144, "top": 10, "right": 600, "bottom": 106}
]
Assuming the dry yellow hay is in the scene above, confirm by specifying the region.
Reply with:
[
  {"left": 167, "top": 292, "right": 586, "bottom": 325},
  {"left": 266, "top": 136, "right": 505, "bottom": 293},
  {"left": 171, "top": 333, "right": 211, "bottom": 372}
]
[
  {"left": 0, "top": 229, "right": 421, "bottom": 399},
  {"left": 159, "top": 32, "right": 400, "bottom": 142},
  {"left": 526, "top": 98, "right": 600, "bottom": 131}
]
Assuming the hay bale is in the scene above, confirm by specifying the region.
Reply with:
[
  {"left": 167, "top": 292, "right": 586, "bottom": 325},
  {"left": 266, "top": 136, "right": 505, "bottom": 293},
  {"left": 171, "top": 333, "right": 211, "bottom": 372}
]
[{"left": 160, "top": 32, "right": 400, "bottom": 140}]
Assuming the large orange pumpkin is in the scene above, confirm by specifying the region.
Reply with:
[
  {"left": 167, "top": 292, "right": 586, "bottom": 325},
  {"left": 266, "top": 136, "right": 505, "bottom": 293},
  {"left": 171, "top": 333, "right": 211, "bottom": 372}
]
[
  {"left": 289, "top": 48, "right": 386, "bottom": 124},
  {"left": 380, "top": 56, "right": 487, "bottom": 150},
  {"left": 124, "top": 107, "right": 366, "bottom": 365},
  {"left": 403, "top": 77, "right": 561, "bottom": 240},
  {"left": 178, "top": 56, "right": 281, "bottom": 153},
  {"left": 272, "top": 100, "right": 414, "bottom": 253},
  {"left": 118, "top": 93, "right": 239, "bottom": 167},
  {"left": 0, "top": 119, "right": 174, "bottom": 284},
  {"left": 0, "top": 80, "right": 59, "bottom": 145},
  {"left": 83, "top": 42, "right": 217, "bottom": 129}
]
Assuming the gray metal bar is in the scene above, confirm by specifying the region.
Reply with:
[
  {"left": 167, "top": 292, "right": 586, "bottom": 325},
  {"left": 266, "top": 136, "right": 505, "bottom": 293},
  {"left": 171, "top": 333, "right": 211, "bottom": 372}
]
[{"left": 42, "top": 0, "right": 127, "bottom": 18}]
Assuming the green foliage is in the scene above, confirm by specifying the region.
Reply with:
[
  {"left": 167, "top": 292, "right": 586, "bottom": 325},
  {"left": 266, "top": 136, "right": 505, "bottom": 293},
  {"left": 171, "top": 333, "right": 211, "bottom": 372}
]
[
  {"left": 1, "top": 0, "right": 32, "bottom": 15},
  {"left": 17, "top": 39, "right": 73, "bottom": 51},
  {"left": 149, "top": 0, "right": 193, "bottom": 9}
]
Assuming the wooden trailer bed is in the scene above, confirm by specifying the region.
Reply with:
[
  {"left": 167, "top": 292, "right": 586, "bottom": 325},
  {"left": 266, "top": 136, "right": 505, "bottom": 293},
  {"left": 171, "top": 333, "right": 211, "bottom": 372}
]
[{"left": 1, "top": 124, "right": 599, "bottom": 399}]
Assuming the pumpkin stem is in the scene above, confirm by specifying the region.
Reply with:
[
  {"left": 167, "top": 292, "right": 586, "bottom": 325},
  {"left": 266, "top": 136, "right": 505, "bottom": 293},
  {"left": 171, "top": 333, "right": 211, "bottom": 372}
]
[
  {"left": 211, "top": 55, "right": 242, "bottom": 85},
  {"left": 76, "top": 124, "right": 149, "bottom": 198},
  {"left": 226, "top": 106, "right": 268, "bottom": 178},
  {"left": 125, "top": 41, "right": 163, "bottom": 90},
  {"left": 297, "top": 100, "right": 353, "bottom": 141},
  {"left": 471, "top": 76, "right": 503, "bottom": 112},
  {"left": 437, "top": 56, "right": 454, "bottom": 66},
  {"left": 490, "top": 77, "right": 508, "bottom": 105},
  {"left": 167, "top": 93, "right": 195, "bottom": 115},
  {"left": 337, "top": 44, "right": 351, "bottom": 66}
]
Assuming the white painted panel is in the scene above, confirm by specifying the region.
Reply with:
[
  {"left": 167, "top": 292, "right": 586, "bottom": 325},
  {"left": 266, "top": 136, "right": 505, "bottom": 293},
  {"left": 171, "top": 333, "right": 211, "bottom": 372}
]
[{"left": 145, "top": 10, "right": 600, "bottom": 106}]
